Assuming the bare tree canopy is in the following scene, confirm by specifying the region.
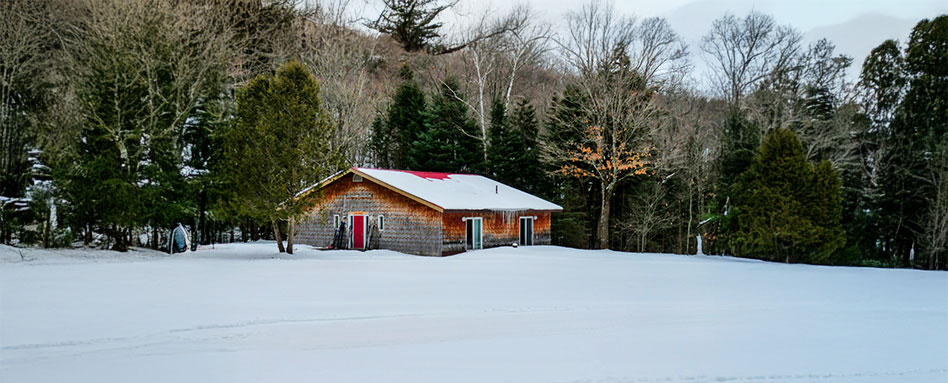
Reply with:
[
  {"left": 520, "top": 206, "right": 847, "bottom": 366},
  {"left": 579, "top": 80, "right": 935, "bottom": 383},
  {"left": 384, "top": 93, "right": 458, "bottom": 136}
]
[
  {"left": 700, "top": 11, "right": 801, "bottom": 104},
  {"left": 559, "top": 1, "right": 689, "bottom": 88},
  {"left": 551, "top": 0, "right": 687, "bottom": 249}
]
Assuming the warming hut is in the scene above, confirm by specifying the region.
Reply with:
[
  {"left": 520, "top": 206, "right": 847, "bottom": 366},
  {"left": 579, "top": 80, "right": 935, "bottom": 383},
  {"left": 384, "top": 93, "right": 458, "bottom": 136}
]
[{"left": 295, "top": 167, "right": 562, "bottom": 256}]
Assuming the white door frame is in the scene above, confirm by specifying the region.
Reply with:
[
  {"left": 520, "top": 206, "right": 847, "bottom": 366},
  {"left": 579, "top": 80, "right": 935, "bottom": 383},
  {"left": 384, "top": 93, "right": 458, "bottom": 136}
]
[
  {"left": 519, "top": 216, "right": 535, "bottom": 246},
  {"left": 348, "top": 213, "right": 366, "bottom": 249},
  {"left": 464, "top": 217, "right": 483, "bottom": 250}
]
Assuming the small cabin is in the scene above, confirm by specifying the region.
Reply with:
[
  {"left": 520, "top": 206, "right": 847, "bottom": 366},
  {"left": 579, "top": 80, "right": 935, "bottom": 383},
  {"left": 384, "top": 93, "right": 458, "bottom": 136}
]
[{"left": 296, "top": 167, "right": 562, "bottom": 256}]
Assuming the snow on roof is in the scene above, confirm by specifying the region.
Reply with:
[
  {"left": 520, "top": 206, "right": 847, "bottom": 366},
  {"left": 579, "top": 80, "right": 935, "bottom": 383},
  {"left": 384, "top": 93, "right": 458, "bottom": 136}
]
[{"left": 353, "top": 167, "right": 562, "bottom": 211}]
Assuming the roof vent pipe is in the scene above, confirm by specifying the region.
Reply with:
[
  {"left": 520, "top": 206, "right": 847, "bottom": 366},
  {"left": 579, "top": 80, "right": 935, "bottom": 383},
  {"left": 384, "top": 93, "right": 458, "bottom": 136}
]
[{"left": 495, "top": 185, "right": 498, "bottom": 194}]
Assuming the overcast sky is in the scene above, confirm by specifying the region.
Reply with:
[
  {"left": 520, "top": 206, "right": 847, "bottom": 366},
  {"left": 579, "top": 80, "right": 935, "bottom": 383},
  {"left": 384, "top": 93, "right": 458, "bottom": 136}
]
[{"left": 348, "top": 0, "right": 947, "bottom": 84}]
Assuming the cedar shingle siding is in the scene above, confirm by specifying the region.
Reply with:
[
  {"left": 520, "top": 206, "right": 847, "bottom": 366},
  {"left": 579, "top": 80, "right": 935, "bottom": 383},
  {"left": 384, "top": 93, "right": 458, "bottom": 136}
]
[
  {"left": 441, "top": 210, "right": 553, "bottom": 255},
  {"left": 296, "top": 174, "right": 443, "bottom": 256},
  {"left": 296, "top": 170, "right": 556, "bottom": 256}
]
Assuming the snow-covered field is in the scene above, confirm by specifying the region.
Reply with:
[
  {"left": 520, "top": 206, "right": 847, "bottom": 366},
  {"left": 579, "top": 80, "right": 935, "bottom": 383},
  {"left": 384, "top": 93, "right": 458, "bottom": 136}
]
[{"left": 1, "top": 242, "right": 946, "bottom": 383}]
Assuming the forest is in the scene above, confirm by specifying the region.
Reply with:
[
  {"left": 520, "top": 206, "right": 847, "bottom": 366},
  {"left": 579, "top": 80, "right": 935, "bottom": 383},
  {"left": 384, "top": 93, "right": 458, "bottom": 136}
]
[{"left": 0, "top": 0, "right": 945, "bottom": 269}]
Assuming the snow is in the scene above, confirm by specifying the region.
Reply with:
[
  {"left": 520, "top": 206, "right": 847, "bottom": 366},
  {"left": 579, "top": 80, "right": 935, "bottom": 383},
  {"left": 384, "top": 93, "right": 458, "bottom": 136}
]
[
  {"left": 355, "top": 167, "right": 563, "bottom": 211},
  {"left": 1, "top": 242, "right": 946, "bottom": 383}
]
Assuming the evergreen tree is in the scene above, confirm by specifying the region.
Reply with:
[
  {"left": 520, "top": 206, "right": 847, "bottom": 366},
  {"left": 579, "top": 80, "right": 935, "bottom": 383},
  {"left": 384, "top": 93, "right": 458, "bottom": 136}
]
[
  {"left": 718, "top": 109, "right": 760, "bottom": 194},
  {"left": 368, "top": 0, "right": 451, "bottom": 52},
  {"left": 370, "top": 65, "right": 427, "bottom": 169},
  {"left": 488, "top": 98, "right": 546, "bottom": 194},
  {"left": 411, "top": 78, "right": 483, "bottom": 173},
  {"left": 809, "top": 160, "right": 847, "bottom": 263},
  {"left": 368, "top": 114, "right": 391, "bottom": 168},
  {"left": 729, "top": 128, "right": 845, "bottom": 263},
  {"left": 712, "top": 108, "right": 760, "bottom": 251},
  {"left": 508, "top": 99, "right": 545, "bottom": 195},
  {"left": 877, "top": 15, "right": 948, "bottom": 265},
  {"left": 859, "top": 40, "right": 907, "bottom": 127},
  {"left": 217, "top": 60, "right": 344, "bottom": 254},
  {"left": 486, "top": 99, "right": 527, "bottom": 186},
  {"left": 545, "top": 85, "right": 595, "bottom": 248},
  {"left": 853, "top": 39, "right": 908, "bottom": 263}
]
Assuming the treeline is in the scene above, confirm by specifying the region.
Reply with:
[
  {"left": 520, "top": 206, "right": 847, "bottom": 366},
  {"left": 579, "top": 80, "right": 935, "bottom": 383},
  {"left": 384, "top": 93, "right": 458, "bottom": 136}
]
[{"left": 0, "top": 0, "right": 944, "bottom": 269}]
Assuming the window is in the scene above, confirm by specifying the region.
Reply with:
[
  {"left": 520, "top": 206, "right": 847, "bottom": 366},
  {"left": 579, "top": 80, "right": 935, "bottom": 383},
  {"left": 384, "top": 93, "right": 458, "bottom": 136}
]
[
  {"left": 353, "top": 174, "right": 363, "bottom": 182},
  {"left": 377, "top": 215, "right": 385, "bottom": 231},
  {"left": 333, "top": 215, "right": 340, "bottom": 230}
]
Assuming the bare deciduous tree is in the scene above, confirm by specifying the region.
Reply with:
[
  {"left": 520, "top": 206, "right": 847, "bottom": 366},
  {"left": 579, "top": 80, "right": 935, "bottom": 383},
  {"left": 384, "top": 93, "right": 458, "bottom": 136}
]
[
  {"left": 921, "top": 156, "right": 948, "bottom": 270},
  {"left": 302, "top": 1, "right": 391, "bottom": 165},
  {"left": 552, "top": 0, "right": 687, "bottom": 249},
  {"left": 700, "top": 11, "right": 801, "bottom": 105},
  {"left": 499, "top": 5, "right": 554, "bottom": 109},
  {"left": 438, "top": 5, "right": 553, "bottom": 161},
  {"left": 0, "top": 0, "right": 53, "bottom": 202}
]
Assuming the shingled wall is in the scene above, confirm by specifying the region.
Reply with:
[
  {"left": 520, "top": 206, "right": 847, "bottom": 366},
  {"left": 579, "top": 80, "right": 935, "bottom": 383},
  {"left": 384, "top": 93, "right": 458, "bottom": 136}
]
[
  {"left": 441, "top": 210, "right": 553, "bottom": 255},
  {"left": 295, "top": 173, "right": 443, "bottom": 256}
]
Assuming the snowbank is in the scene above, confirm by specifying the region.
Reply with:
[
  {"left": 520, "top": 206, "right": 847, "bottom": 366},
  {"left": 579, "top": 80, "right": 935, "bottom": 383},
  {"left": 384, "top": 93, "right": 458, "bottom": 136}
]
[{"left": 1, "top": 243, "right": 945, "bottom": 383}]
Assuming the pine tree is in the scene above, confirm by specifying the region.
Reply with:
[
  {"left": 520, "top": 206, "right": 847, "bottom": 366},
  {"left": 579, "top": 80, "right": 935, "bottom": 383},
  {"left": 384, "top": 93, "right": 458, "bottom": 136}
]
[
  {"left": 877, "top": 15, "right": 948, "bottom": 265},
  {"left": 712, "top": 108, "right": 760, "bottom": 251},
  {"left": 369, "top": 114, "right": 391, "bottom": 168},
  {"left": 718, "top": 109, "right": 760, "bottom": 194},
  {"left": 487, "top": 98, "right": 546, "bottom": 194},
  {"left": 854, "top": 39, "right": 908, "bottom": 263},
  {"left": 508, "top": 99, "right": 544, "bottom": 195},
  {"left": 411, "top": 78, "right": 482, "bottom": 173},
  {"left": 545, "top": 85, "right": 595, "bottom": 248},
  {"left": 368, "top": 0, "right": 451, "bottom": 52},
  {"left": 371, "top": 65, "right": 427, "bottom": 169},
  {"left": 486, "top": 99, "right": 530, "bottom": 187},
  {"left": 808, "top": 160, "right": 846, "bottom": 263},
  {"left": 217, "top": 60, "right": 344, "bottom": 254}
]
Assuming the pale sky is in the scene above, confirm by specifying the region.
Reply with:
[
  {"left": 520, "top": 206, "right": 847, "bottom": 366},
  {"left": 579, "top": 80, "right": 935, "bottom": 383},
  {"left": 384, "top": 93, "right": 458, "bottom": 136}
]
[{"left": 342, "top": 0, "right": 947, "bottom": 84}]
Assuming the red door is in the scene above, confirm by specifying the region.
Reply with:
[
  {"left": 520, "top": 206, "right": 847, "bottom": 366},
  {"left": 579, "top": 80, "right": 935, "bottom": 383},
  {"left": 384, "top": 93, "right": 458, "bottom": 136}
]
[{"left": 352, "top": 215, "right": 365, "bottom": 249}]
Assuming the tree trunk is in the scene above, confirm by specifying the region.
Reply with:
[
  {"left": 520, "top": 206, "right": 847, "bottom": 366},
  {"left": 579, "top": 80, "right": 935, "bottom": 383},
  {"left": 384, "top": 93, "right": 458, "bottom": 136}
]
[
  {"left": 686, "top": 181, "right": 693, "bottom": 254},
  {"left": 198, "top": 189, "right": 207, "bottom": 245},
  {"left": 598, "top": 184, "right": 613, "bottom": 249},
  {"left": 251, "top": 222, "right": 259, "bottom": 241},
  {"left": 272, "top": 219, "right": 285, "bottom": 253},
  {"left": 286, "top": 216, "right": 295, "bottom": 255},
  {"left": 42, "top": 210, "right": 51, "bottom": 248}
]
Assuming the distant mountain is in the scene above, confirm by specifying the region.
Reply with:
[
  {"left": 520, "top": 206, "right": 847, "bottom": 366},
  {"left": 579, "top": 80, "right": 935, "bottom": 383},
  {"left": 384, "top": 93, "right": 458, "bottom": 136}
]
[{"left": 804, "top": 12, "right": 921, "bottom": 78}]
